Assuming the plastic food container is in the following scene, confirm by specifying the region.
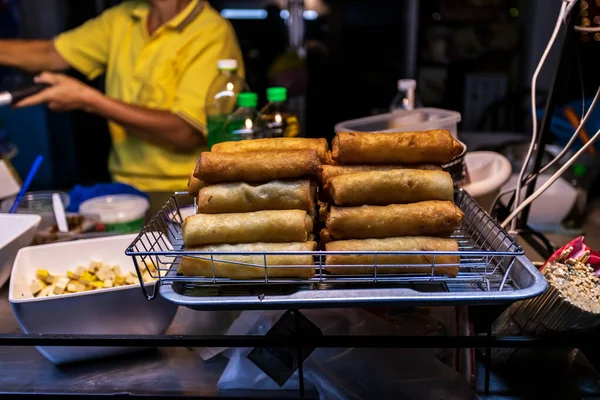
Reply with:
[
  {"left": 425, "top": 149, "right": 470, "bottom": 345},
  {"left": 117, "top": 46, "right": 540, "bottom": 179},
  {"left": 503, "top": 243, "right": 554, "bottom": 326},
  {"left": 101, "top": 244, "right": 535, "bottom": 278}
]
[
  {"left": 500, "top": 174, "right": 577, "bottom": 232},
  {"left": 9, "top": 234, "right": 178, "bottom": 364},
  {"left": 460, "top": 151, "right": 512, "bottom": 211},
  {"left": 334, "top": 107, "right": 462, "bottom": 138},
  {"left": 0, "top": 214, "right": 41, "bottom": 288},
  {"left": 79, "top": 194, "right": 149, "bottom": 234},
  {"left": 0, "top": 191, "right": 70, "bottom": 230},
  {"left": 32, "top": 213, "right": 100, "bottom": 245}
]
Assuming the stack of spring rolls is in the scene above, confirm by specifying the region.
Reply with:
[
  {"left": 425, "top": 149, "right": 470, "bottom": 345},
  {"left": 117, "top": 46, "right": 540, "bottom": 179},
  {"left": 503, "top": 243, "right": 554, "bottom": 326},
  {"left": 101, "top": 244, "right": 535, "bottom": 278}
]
[
  {"left": 180, "top": 138, "right": 329, "bottom": 279},
  {"left": 320, "top": 130, "right": 466, "bottom": 277}
]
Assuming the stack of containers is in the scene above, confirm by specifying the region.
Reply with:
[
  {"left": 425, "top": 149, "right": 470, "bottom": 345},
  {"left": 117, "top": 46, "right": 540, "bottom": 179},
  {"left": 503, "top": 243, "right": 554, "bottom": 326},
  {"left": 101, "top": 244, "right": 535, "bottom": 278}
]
[
  {"left": 319, "top": 130, "right": 466, "bottom": 277},
  {"left": 181, "top": 138, "right": 329, "bottom": 280}
]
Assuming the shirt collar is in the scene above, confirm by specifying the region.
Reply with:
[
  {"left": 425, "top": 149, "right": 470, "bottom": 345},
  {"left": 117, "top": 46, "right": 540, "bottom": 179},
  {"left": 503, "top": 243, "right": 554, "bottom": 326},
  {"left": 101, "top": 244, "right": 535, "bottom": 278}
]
[{"left": 131, "top": 0, "right": 204, "bottom": 32}]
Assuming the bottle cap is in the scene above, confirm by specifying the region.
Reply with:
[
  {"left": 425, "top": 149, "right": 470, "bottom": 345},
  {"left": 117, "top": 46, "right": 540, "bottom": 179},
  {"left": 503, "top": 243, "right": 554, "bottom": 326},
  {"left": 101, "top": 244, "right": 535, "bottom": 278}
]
[
  {"left": 267, "top": 87, "right": 287, "bottom": 102},
  {"left": 574, "top": 164, "right": 587, "bottom": 177},
  {"left": 238, "top": 92, "right": 258, "bottom": 108},
  {"left": 398, "top": 79, "right": 416, "bottom": 91},
  {"left": 217, "top": 59, "right": 238, "bottom": 71}
]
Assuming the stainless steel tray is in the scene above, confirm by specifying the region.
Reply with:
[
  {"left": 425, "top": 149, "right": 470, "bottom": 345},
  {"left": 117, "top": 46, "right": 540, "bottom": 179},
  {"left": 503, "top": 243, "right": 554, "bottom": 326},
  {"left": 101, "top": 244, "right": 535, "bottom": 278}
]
[{"left": 125, "top": 191, "right": 547, "bottom": 310}]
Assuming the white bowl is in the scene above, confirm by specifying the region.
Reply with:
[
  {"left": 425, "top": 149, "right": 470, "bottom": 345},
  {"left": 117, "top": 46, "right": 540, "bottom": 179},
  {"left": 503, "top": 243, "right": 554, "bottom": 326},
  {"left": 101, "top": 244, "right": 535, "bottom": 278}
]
[
  {"left": 462, "top": 151, "right": 512, "bottom": 198},
  {"left": 0, "top": 214, "right": 41, "bottom": 288},
  {"left": 9, "top": 234, "right": 178, "bottom": 365},
  {"left": 460, "top": 151, "right": 512, "bottom": 211}
]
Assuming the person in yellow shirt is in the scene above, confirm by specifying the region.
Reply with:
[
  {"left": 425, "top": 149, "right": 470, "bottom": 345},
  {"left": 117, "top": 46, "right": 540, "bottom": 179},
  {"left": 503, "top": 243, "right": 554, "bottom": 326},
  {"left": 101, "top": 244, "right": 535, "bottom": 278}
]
[{"left": 0, "top": 0, "right": 244, "bottom": 191}]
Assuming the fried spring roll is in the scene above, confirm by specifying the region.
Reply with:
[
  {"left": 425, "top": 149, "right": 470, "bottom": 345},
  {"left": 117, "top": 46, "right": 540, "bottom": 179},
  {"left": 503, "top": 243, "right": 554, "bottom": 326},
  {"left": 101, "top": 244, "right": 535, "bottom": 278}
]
[
  {"left": 194, "top": 150, "right": 320, "bottom": 184},
  {"left": 197, "top": 180, "right": 316, "bottom": 213},
  {"left": 320, "top": 228, "right": 333, "bottom": 245},
  {"left": 188, "top": 175, "right": 205, "bottom": 197},
  {"left": 325, "top": 237, "right": 459, "bottom": 277},
  {"left": 187, "top": 158, "right": 206, "bottom": 196},
  {"left": 319, "top": 164, "right": 441, "bottom": 186},
  {"left": 183, "top": 210, "right": 313, "bottom": 246},
  {"left": 211, "top": 138, "right": 330, "bottom": 163},
  {"left": 331, "top": 130, "right": 464, "bottom": 165},
  {"left": 179, "top": 242, "right": 316, "bottom": 279},
  {"left": 318, "top": 201, "right": 329, "bottom": 223},
  {"left": 328, "top": 169, "right": 454, "bottom": 206},
  {"left": 326, "top": 201, "right": 464, "bottom": 240}
]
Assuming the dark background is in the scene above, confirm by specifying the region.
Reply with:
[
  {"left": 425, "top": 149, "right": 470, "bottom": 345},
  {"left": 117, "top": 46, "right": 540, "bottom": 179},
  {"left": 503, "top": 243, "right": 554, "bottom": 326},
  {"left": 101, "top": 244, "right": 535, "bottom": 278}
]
[{"left": 1, "top": 0, "right": 596, "bottom": 188}]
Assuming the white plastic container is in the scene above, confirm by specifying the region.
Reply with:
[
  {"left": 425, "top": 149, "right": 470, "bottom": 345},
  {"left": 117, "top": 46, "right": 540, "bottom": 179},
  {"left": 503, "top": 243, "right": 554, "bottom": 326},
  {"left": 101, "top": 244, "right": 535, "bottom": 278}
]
[
  {"left": 461, "top": 151, "right": 512, "bottom": 211},
  {"left": 334, "top": 108, "right": 462, "bottom": 138},
  {"left": 0, "top": 191, "right": 70, "bottom": 230},
  {"left": 0, "top": 214, "right": 41, "bottom": 288},
  {"left": 79, "top": 194, "right": 149, "bottom": 234},
  {"left": 9, "top": 234, "right": 178, "bottom": 364},
  {"left": 500, "top": 174, "right": 577, "bottom": 232}
]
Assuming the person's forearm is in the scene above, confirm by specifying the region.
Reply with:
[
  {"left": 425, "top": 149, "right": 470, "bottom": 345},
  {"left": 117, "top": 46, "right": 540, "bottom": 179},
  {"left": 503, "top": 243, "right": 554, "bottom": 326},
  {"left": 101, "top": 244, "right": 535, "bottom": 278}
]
[
  {"left": 0, "top": 40, "right": 69, "bottom": 73},
  {"left": 85, "top": 90, "right": 203, "bottom": 152}
]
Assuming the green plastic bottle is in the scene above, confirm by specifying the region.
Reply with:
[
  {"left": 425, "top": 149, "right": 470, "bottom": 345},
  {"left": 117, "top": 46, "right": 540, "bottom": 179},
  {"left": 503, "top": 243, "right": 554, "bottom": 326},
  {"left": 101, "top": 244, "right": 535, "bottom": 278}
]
[
  {"left": 205, "top": 59, "right": 250, "bottom": 149},
  {"left": 223, "top": 92, "right": 258, "bottom": 142},
  {"left": 562, "top": 164, "right": 591, "bottom": 231},
  {"left": 255, "top": 87, "right": 300, "bottom": 138}
]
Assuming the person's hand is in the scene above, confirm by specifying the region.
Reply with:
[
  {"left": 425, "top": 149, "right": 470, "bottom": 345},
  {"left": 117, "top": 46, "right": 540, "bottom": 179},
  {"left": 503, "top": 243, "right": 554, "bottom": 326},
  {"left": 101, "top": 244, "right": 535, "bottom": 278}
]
[{"left": 15, "top": 72, "right": 100, "bottom": 111}]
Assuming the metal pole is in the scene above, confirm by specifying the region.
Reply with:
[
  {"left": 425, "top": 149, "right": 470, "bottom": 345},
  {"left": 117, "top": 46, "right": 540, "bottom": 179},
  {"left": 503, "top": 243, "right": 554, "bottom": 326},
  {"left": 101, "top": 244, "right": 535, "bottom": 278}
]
[{"left": 403, "top": 0, "right": 419, "bottom": 79}]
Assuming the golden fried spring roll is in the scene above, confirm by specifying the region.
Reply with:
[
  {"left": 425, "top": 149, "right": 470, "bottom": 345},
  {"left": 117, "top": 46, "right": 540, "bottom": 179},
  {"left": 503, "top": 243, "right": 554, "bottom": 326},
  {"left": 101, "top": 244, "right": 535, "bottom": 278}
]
[
  {"left": 194, "top": 150, "right": 320, "bottom": 184},
  {"left": 211, "top": 138, "right": 330, "bottom": 163},
  {"left": 318, "top": 201, "right": 329, "bottom": 223},
  {"left": 328, "top": 169, "right": 454, "bottom": 206},
  {"left": 188, "top": 158, "right": 206, "bottom": 196},
  {"left": 325, "top": 237, "right": 459, "bottom": 276},
  {"left": 331, "top": 130, "right": 464, "bottom": 165},
  {"left": 197, "top": 180, "right": 316, "bottom": 213},
  {"left": 320, "top": 228, "right": 333, "bottom": 245},
  {"left": 308, "top": 207, "right": 319, "bottom": 230},
  {"left": 319, "top": 164, "right": 441, "bottom": 186},
  {"left": 188, "top": 174, "right": 205, "bottom": 197},
  {"left": 325, "top": 150, "right": 335, "bottom": 165},
  {"left": 326, "top": 201, "right": 464, "bottom": 240},
  {"left": 183, "top": 210, "right": 313, "bottom": 246},
  {"left": 178, "top": 242, "right": 316, "bottom": 279}
]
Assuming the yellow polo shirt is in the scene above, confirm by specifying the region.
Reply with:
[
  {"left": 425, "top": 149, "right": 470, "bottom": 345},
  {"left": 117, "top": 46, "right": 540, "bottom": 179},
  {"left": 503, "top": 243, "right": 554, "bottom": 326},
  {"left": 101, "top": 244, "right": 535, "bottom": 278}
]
[{"left": 54, "top": 0, "right": 244, "bottom": 191}]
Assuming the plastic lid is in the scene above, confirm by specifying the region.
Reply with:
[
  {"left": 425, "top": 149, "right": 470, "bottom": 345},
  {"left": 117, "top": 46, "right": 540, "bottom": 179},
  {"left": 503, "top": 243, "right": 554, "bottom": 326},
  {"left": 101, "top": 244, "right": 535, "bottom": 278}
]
[
  {"left": 267, "top": 87, "right": 287, "bottom": 102},
  {"left": 217, "top": 59, "right": 238, "bottom": 71},
  {"left": 238, "top": 92, "right": 258, "bottom": 108},
  {"left": 398, "top": 79, "right": 416, "bottom": 91},
  {"left": 79, "top": 195, "right": 149, "bottom": 224}
]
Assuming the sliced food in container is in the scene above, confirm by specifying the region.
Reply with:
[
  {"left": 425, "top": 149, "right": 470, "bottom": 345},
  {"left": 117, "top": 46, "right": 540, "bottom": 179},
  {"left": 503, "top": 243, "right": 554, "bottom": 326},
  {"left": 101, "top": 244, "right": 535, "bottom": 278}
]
[{"left": 9, "top": 233, "right": 177, "bottom": 365}]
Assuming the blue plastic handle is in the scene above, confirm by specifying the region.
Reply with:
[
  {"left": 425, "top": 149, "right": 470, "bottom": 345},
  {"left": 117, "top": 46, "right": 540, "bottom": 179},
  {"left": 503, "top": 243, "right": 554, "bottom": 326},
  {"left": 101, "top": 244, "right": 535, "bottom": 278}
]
[{"left": 9, "top": 155, "right": 43, "bottom": 213}]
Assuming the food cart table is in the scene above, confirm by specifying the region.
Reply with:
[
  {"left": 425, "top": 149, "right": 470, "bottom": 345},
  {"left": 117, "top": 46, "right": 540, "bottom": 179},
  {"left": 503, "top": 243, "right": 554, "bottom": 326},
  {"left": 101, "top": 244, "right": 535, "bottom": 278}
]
[
  {"left": 0, "top": 285, "right": 231, "bottom": 398},
  {"left": 0, "top": 192, "right": 596, "bottom": 398}
]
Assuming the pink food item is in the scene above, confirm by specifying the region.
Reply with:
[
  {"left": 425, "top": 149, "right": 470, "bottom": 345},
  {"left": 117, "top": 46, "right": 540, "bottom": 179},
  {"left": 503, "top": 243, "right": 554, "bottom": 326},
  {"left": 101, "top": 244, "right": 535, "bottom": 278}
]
[{"left": 542, "top": 236, "right": 600, "bottom": 274}]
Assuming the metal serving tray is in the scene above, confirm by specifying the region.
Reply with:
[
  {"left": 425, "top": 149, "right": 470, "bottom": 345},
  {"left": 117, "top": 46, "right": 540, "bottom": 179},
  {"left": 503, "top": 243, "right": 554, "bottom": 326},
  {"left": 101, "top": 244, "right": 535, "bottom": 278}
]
[{"left": 125, "top": 191, "right": 546, "bottom": 310}]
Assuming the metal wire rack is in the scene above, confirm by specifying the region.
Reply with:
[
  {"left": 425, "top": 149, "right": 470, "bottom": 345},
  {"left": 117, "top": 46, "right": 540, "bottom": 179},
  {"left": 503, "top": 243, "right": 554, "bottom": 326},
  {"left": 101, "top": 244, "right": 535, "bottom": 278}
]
[{"left": 125, "top": 190, "right": 545, "bottom": 307}]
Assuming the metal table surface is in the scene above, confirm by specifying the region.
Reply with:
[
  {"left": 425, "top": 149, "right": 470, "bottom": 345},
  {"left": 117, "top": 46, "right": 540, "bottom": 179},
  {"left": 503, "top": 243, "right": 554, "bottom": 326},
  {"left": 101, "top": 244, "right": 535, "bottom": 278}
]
[{"left": 4, "top": 279, "right": 600, "bottom": 399}]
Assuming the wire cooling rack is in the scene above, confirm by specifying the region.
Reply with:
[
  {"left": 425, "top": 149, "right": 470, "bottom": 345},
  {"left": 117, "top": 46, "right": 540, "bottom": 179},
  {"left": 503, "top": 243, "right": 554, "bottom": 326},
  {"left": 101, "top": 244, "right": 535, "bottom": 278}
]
[{"left": 125, "top": 191, "right": 546, "bottom": 308}]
